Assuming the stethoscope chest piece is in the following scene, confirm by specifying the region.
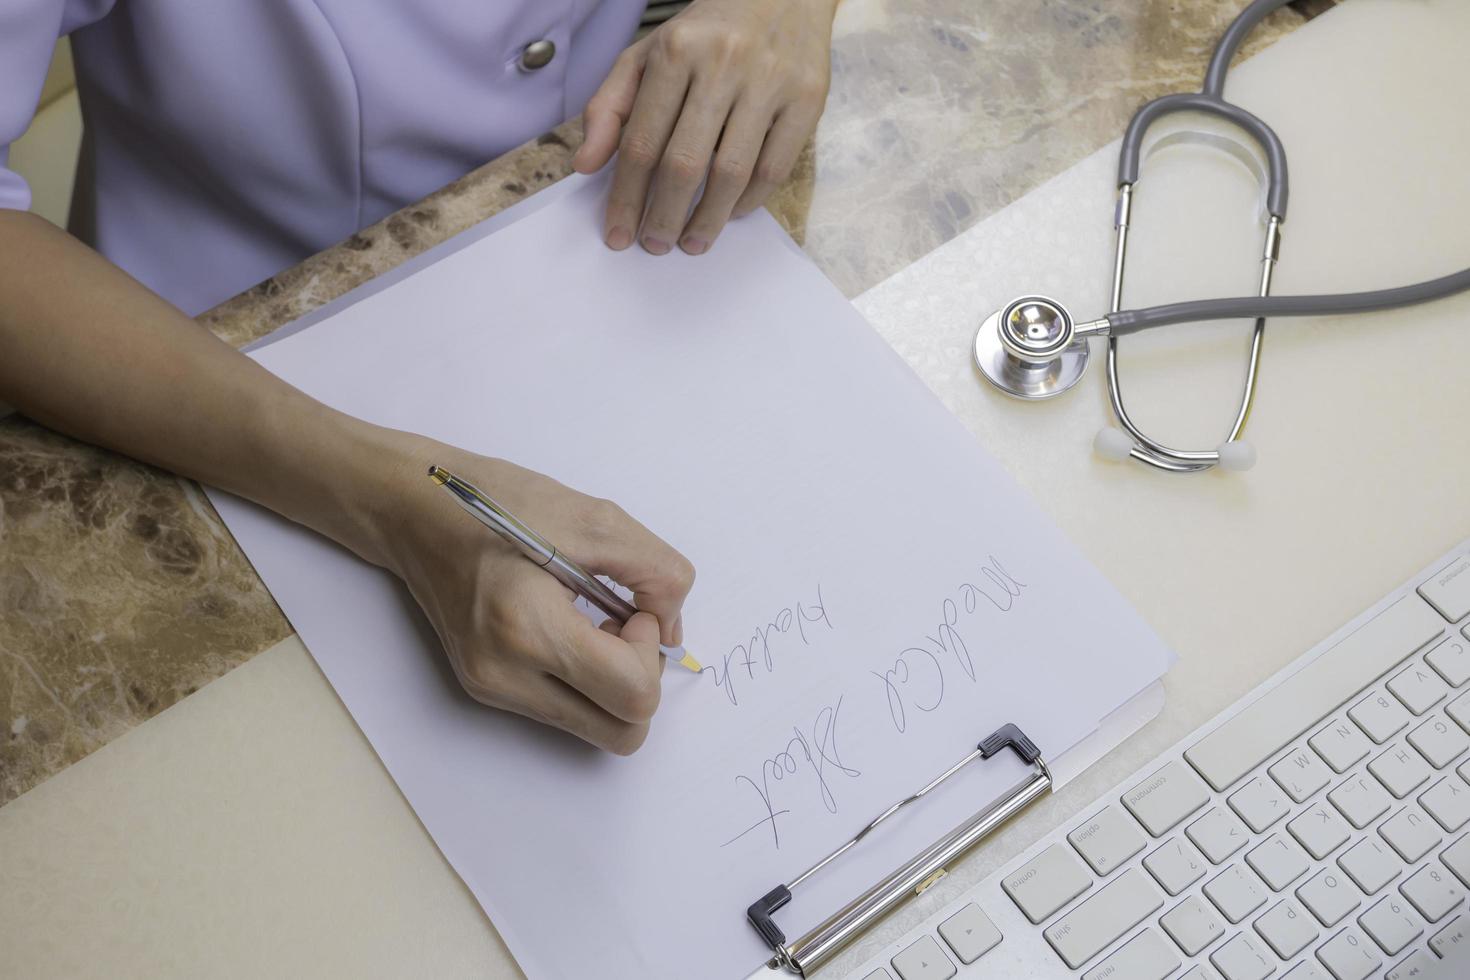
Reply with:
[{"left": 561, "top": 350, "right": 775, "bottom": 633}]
[{"left": 974, "top": 295, "right": 1090, "bottom": 400}]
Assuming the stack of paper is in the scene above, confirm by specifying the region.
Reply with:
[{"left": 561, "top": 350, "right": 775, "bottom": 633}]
[{"left": 209, "top": 176, "right": 1171, "bottom": 979}]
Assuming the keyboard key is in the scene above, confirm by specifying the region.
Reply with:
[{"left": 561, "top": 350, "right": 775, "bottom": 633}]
[
  {"left": 1408, "top": 715, "right": 1470, "bottom": 768},
  {"left": 1329, "top": 774, "right": 1392, "bottom": 828},
  {"left": 1379, "top": 806, "right": 1443, "bottom": 862},
  {"left": 1204, "top": 865, "right": 1268, "bottom": 923},
  {"left": 1247, "top": 833, "right": 1311, "bottom": 890},
  {"left": 1289, "top": 802, "right": 1352, "bottom": 860},
  {"left": 1312, "top": 719, "right": 1372, "bottom": 774},
  {"left": 1350, "top": 690, "right": 1412, "bottom": 743},
  {"left": 1298, "top": 869, "right": 1363, "bottom": 927},
  {"left": 1189, "top": 807, "right": 1251, "bottom": 864},
  {"left": 1442, "top": 835, "right": 1470, "bottom": 887},
  {"left": 1449, "top": 692, "right": 1470, "bottom": 733},
  {"left": 1122, "top": 761, "right": 1211, "bottom": 837},
  {"left": 1358, "top": 895, "right": 1423, "bottom": 955},
  {"left": 1254, "top": 898, "right": 1319, "bottom": 958},
  {"left": 1183, "top": 967, "right": 1226, "bottom": 980},
  {"left": 1418, "top": 555, "right": 1470, "bottom": 622},
  {"left": 1283, "top": 964, "right": 1329, "bottom": 980},
  {"left": 1385, "top": 948, "right": 1437, "bottom": 980},
  {"left": 1446, "top": 693, "right": 1470, "bottom": 740},
  {"left": 1420, "top": 776, "right": 1470, "bottom": 832},
  {"left": 1042, "top": 868, "right": 1163, "bottom": 969},
  {"left": 1183, "top": 966, "right": 1227, "bottom": 980},
  {"left": 1389, "top": 663, "right": 1449, "bottom": 715},
  {"left": 1370, "top": 744, "right": 1433, "bottom": 798},
  {"left": 1400, "top": 863, "right": 1464, "bottom": 922},
  {"left": 1185, "top": 596, "right": 1443, "bottom": 791},
  {"left": 1002, "top": 844, "right": 1093, "bottom": 923},
  {"left": 1270, "top": 746, "right": 1333, "bottom": 803},
  {"left": 1427, "top": 635, "right": 1470, "bottom": 687},
  {"left": 862, "top": 971, "right": 894, "bottom": 980},
  {"left": 1144, "top": 836, "right": 1208, "bottom": 896},
  {"left": 1229, "top": 777, "right": 1292, "bottom": 833},
  {"left": 1081, "top": 927, "right": 1179, "bottom": 980},
  {"left": 1316, "top": 927, "right": 1382, "bottom": 980},
  {"left": 1209, "top": 932, "right": 1274, "bottom": 980},
  {"left": 1339, "top": 838, "right": 1402, "bottom": 894},
  {"left": 890, "top": 935, "right": 955, "bottom": 980},
  {"left": 1068, "top": 805, "right": 1146, "bottom": 876},
  {"left": 1161, "top": 894, "right": 1226, "bottom": 956},
  {"left": 936, "top": 903, "right": 1001, "bottom": 964},
  {"left": 1429, "top": 914, "right": 1469, "bottom": 958}
]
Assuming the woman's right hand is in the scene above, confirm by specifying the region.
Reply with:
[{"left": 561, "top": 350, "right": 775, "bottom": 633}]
[
  {"left": 372, "top": 438, "right": 697, "bottom": 755},
  {"left": 0, "top": 211, "right": 693, "bottom": 753}
]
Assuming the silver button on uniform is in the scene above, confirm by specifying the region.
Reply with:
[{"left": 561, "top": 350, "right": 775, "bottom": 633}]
[{"left": 520, "top": 40, "right": 556, "bottom": 71}]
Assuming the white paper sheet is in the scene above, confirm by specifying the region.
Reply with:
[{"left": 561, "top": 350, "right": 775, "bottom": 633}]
[{"left": 208, "top": 175, "right": 1172, "bottom": 979}]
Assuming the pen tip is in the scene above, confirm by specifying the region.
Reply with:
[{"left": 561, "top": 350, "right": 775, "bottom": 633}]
[
  {"left": 677, "top": 651, "right": 702, "bottom": 673},
  {"left": 427, "top": 466, "right": 447, "bottom": 486}
]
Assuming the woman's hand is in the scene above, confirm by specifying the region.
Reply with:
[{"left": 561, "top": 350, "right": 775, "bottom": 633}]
[
  {"left": 0, "top": 212, "right": 694, "bottom": 756},
  {"left": 376, "top": 441, "right": 696, "bottom": 755},
  {"left": 573, "top": 0, "right": 838, "bottom": 256}
]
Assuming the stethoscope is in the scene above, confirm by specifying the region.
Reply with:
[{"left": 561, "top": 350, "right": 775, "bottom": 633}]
[{"left": 974, "top": 0, "right": 1470, "bottom": 473}]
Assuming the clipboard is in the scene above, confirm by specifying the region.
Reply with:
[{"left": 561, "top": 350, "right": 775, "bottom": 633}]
[
  {"left": 741, "top": 681, "right": 1167, "bottom": 977},
  {"left": 744, "top": 723, "right": 1052, "bottom": 977}
]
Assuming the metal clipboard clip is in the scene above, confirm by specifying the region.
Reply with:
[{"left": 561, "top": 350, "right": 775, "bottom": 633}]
[{"left": 746, "top": 723, "right": 1052, "bottom": 977}]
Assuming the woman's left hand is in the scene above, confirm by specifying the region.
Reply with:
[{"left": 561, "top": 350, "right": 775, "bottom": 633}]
[{"left": 572, "top": 0, "right": 838, "bottom": 256}]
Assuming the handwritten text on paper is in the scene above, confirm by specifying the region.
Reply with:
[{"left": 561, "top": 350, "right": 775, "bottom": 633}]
[{"left": 720, "top": 557, "right": 1027, "bottom": 850}]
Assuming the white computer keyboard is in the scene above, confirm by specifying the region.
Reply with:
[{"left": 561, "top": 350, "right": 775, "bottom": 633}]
[{"left": 849, "top": 543, "right": 1470, "bottom": 980}]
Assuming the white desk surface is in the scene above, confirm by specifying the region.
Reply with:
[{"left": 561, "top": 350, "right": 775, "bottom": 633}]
[{"left": 3, "top": 1, "right": 1469, "bottom": 977}]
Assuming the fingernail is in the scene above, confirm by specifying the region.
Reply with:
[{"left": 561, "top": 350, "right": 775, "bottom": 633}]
[
  {"left": 606, "top": 226, "right": 632, "bottom": 250},
  {"left": 679, "top": 236, "right": 708, "bottom": 255},
  {"left": 641, "top": 236, "right": 670, "bottom": 256}
]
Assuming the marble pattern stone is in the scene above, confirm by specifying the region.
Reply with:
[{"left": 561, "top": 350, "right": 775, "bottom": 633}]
[
  {"left": 1, "top": 0, "right": 1333, "bottom": 804},
  {"left": 0, "top": 422, "right": 286, "bottom": 803}
]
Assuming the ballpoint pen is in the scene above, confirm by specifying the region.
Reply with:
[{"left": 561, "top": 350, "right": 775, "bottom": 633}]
[{"left": 426, "top": 465, "right": 702, "bottom": 672}]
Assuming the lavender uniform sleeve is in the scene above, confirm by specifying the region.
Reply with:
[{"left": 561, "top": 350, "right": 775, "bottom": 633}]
[{"left": 0, "top": 0, "right": 113, "bottom": 213}]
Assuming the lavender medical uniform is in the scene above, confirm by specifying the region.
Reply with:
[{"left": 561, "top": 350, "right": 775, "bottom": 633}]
[{"left": 0, "top": 1, "right": 644, "bottom": 314}]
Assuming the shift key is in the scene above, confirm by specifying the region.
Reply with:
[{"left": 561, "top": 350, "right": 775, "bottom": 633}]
[
  {"left": 1185, "top": 595, "right": 1444, "bottom": 792},
  {"left": 1043, "top": 868, "right": 1163, "bottom": 969},
  {"left": 1122, "top": 760, "right": 1211, "bottom": 836}
]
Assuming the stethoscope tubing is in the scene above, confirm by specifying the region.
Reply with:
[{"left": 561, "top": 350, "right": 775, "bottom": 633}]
[
  {"left": 1106, "top": 264, "right": 1470, "bottom": 336},
  {"left": 1119, "top": 93, "right": 1288, "bottom": 217},
  {"left": 1108, "top": 0, "right": 1470, "bottom": 342}
]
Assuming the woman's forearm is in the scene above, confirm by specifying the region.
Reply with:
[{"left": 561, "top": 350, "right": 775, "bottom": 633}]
[
  {"left": 0, "top": 209, "right": 409, "bottom": 567},
  {"left": 0, "top": 210, "right": 700, "bottom": 752}
]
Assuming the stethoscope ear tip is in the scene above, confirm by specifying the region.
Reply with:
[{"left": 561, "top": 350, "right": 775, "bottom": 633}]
[
  {"left": 1094, "top": 429, "right": 1257, "bottom": 472},
  {"left": 1094, "top": 427, "right": 1136, "bottom": 462},
  {"left": 1215, "top": 440, "right": 1257, "bottom": 472}
]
